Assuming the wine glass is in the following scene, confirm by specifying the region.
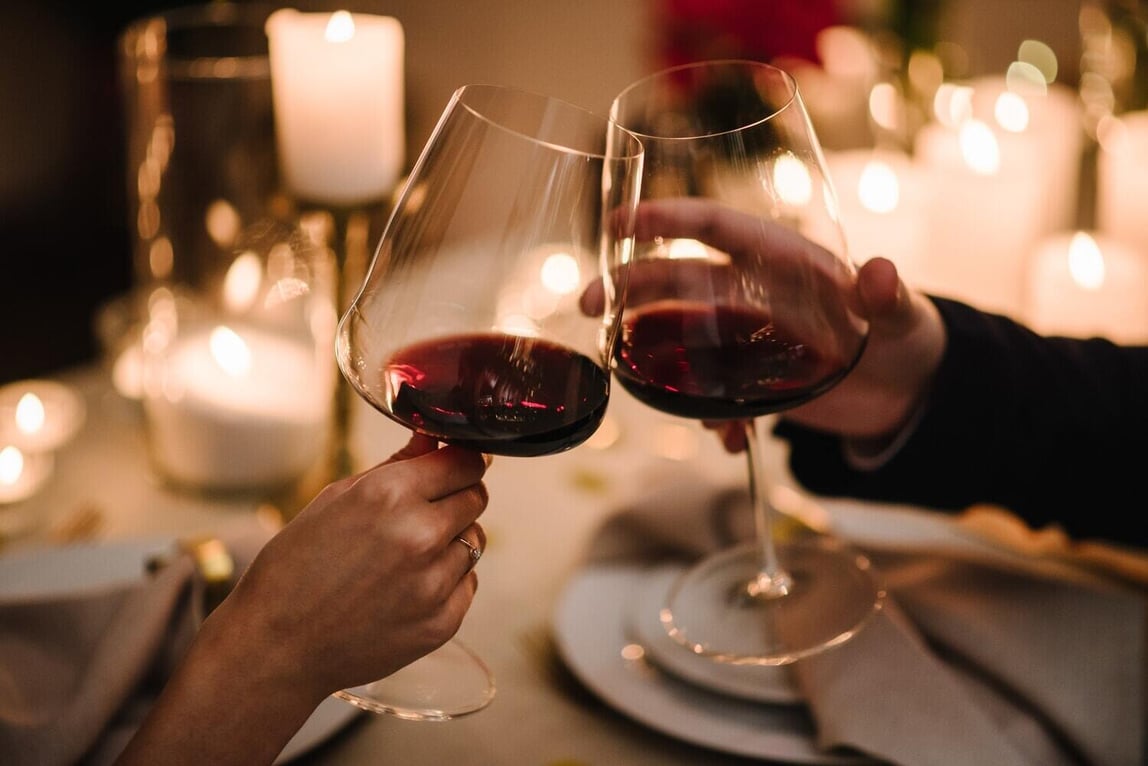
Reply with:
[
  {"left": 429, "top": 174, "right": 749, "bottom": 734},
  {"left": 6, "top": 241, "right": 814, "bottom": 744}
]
[
  {"left": 609, "top": 60, "right": 884, "bottom": 665},
  {"left": 334, "top": 84, "right": 643, "bottom": 718}
]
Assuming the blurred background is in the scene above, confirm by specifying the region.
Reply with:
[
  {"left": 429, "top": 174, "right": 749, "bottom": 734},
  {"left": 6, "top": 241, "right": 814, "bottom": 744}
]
[{"left": 0, "top": 0, "right": 1114, "bottom": 384}]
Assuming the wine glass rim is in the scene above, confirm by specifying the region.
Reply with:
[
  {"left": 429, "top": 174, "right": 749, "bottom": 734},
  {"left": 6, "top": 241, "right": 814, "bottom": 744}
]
[
  {"left": 610, "top": 58, "right": 799, "bottom": 141},
  {"left": 452, "top": 83, "right": 644, "bottom": 161}
]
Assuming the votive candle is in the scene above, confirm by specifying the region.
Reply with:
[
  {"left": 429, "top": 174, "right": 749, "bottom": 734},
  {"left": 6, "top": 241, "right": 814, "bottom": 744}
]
[
  {"left": 144, "top": 324, "right": 330, "bottom": 491},
  {"left": 0, "top": 379, "right": 85, "bottom": 454}
]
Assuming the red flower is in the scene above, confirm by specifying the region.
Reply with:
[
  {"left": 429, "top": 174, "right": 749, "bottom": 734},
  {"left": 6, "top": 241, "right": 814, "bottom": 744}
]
[{"left": 652, "top": 0, "right": 842, "bottom": 68}]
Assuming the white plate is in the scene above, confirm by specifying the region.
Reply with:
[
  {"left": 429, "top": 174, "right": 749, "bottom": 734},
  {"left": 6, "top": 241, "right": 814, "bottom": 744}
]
[
  {"left": 553, "top": 563, "right": 872, "bottom": 764},
  {"left": 0, "top": 540, "right": 360, "bottom": 763},
  {"left": 278, "top": 696, "right": 360, "bottom": 763},
  {"left": 629, "top": 562, "right": 802, "bottom": 704}
]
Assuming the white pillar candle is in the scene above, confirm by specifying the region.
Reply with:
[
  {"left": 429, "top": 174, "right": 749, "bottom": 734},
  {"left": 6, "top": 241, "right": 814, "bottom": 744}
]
[
  {"left": 1025, "top": 231, "right": 1148, "bottom": 343},
  {"left": 0, "top": 379, "right": 85, "bottom": 454},
  {"left": 968, "top": 77, "right": 1084, "bottom": 236},
  {"left": 266, "top": 9, "right": 404, "bottom": 206},
  {"left": 1097, "top": 110, "right": 1148, "bottom": 258},
  {"left": 825, "top": 149, "right": 932, "bottom": 289},
  {"left": 144, "top": 324, "right": 330, "bottom": 491},
  {"left": 914, "top": 119, "right": 1044, "bottom": 318}
]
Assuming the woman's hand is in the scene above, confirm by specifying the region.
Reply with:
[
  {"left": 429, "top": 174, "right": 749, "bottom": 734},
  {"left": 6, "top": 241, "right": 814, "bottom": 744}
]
[
  {"left": 215, "top": 434, "right": 491, "bottom": 700},
  {"left": 116, "top": 434, "right": 491, "bottom": 766}
]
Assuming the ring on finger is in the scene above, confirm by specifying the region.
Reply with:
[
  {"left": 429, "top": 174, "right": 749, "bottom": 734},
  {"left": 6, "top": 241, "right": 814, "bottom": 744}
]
[{"left": 454, "top": 535, "right": 482, "bottom": 567}]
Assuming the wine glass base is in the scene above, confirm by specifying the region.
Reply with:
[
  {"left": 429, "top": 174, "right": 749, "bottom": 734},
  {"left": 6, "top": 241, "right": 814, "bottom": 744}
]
[
  {"left": 333, "top": 639, "right": 495, "bottom": 721},
  {"left": 663, "top": 536, "right": 884, "bottom": 665}
]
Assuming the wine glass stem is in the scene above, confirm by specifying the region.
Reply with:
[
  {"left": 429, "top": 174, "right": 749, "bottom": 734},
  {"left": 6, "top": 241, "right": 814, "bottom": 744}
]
[{"left": 743, "top": 418, "right": 795, "bottom": 600}]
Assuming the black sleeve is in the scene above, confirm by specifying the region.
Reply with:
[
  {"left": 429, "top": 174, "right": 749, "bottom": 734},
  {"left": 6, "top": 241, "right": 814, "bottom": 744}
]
[{"left": 773, "top": 297, "right": 1148, "bottom": 548}]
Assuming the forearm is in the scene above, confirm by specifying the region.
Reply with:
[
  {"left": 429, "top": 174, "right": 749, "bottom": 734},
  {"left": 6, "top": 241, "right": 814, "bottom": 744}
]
[
  {"left": 114, "top": 600, "right": 326, "bottom": 766},
  {"left": 776, "top": 297, "right": 1148, "bottom": 547}
]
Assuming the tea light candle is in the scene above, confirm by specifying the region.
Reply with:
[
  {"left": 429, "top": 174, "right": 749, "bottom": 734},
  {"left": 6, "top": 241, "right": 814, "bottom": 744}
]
[
  {"left": 0, "top": 379, "right": 85, "bottom": 454},
  {"left": 144, "top": 324, "right": 330, "bottom": 491},
  {"left": 1025, "top": 231, "right": 1148, "bottom": 343},
  {"left": 1096, "top": 110, "right": 1148, "bottom": 258},
  {"left": 266, "top": 9, "right": 404, "bottom": 206},
  {"left": 0, "top": 445, "right": 53, "bottom": 504},
  {"left": 825, "top": 149, "right": 932, "bottom": 289}
]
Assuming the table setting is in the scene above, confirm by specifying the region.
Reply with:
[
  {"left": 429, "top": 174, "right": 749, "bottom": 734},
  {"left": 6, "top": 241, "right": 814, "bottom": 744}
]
[
  {"left": 1, "top": 364, "right": 1145, "bottom": 764},
  {"left": 3, "top": 2, "right": 1148, "bottom": 765},
  {"left": 557, "top": 465, "right": 1145, "bottom": 765}
]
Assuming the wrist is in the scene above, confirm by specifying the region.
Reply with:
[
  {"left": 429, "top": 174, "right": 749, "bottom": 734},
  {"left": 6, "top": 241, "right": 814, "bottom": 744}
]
[{"left": 841, "top": 391, "right": 928, "bottom": 470}]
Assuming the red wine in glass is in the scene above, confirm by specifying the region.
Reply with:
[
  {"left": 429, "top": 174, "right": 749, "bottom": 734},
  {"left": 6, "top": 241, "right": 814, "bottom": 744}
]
[
  {"left": 613, "top": 301, "right": 858, "bottom": 420},
  {"left": 377, "top": 333, "right": 610, "bottom": 457}
]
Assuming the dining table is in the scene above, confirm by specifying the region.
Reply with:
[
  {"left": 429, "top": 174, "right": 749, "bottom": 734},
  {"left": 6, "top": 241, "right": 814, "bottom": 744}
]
[{"left": 3, "top": 360, "right": 1145, "bottom": 766}]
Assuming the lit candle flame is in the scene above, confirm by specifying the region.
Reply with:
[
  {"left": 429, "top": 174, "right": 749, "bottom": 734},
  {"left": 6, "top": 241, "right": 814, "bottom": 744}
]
[
  {"left": 857, "top": 160, "right": 900, "bottom": 214},
  {"left": 539, "top": 252, "right": 580, "bottom": 295},
  {"left": 994, "top": 92, "right": 1030, "bottom": 133},
  {"left": 223, "top": 251, "right": 264, "bottom": 312},
  {"left": 0, "top": 445, "right": 24, "bottom": 485},
  {"left": 15, "top": 393, "right": 45, "bottom": 436},
  {"left": 772, "top": 152, "right": 813, "bottom": 206},
  {"left": 325, "top": 10, "right": 355, "bottom": 43},
  {"left": 1067, "top": 232, "right": 1106, "bottom": 290},
  {"left": 958, "top": 120, "right": 1000, "bottom": 175},
  {"left": 209, "top": 326, "right": 253, "bottom": 377}
]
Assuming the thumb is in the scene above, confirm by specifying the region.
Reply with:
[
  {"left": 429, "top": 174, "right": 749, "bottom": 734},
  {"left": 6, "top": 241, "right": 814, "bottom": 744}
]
[{"left": 856, "top": 257, "right": 918, "bottom": 339}]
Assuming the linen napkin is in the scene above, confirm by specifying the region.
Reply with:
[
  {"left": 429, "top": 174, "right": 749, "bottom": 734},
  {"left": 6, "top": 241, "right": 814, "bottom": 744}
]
[
  {"left": 582, "top": 468, "right": 1146, "bottom": 766},
  {"left": 0, "top": 519, "right": 274, "bottom": 766}
]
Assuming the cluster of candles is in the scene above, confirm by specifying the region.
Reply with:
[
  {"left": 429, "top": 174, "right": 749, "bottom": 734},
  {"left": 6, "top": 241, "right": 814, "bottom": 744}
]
[
  {"left": 0, "top": 380, "right": 85, "bottom": 504},
  {"left": 114, "top": 13, "right": 1148, "bottom": 494},
  {"left": 119, "top": 8, "right": 404, "bottom": 492},
  {"left": 806, "top": 27, "right": 1148, "bottom": 343},
  {"left": 136, "top": 245, "right": 336, "bottom": 493}
]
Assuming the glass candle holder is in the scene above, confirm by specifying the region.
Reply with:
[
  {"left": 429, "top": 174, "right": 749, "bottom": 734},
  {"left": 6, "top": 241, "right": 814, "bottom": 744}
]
[
  {"left": 139, "top": 220, "right": 337, "bottom": 497},
  {"left": 120, "top": 3, "right": 282, "bottom": 293}
]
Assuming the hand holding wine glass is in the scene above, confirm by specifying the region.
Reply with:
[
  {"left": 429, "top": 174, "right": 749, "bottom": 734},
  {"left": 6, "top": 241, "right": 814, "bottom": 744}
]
[
  {"left": 624, "top": 202, "right": 948, "bottom": 447},
  {"left": 334, "top": 84, "right": 643, "bottom": 717},
  {"left": 609, "top": 59, "right": 885, "bottom": 665}
]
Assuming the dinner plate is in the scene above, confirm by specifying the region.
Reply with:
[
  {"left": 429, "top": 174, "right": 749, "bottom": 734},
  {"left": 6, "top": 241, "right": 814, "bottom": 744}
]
[
  {"left": 0, "top": 539, "right": 360, "bottom": 763},
  {"left": 629, "top": 562, "right": 802, "bottom": 704},
  {"left": 553, "top": 563, "right": 871, "bottom": 764}
]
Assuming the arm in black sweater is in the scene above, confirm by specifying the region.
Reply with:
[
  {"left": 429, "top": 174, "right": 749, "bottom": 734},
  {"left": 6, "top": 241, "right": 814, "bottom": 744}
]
[{"left": 774, "top": 297, "right": 1148, "bottom": 548}]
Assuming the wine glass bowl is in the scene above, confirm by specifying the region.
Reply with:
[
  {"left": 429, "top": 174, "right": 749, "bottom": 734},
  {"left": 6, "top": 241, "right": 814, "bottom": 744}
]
[
  {"left": 338, "top": 84, "right": 642, "bottom": 460},
  {"left": 334, "top": 83, "right": 643, "bottom": 717},
  {"left": 610, "top": 60, "right": 883, "bottom": 664}
]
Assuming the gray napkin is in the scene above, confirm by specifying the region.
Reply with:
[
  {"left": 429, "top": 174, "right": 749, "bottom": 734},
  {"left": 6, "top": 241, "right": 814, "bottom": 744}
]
[
  {"left": 583, "top": 470, "right": 1146, "bottom": 766},
  {"left": 0, "top": 522, "right": 273, "bottom": 766}
]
